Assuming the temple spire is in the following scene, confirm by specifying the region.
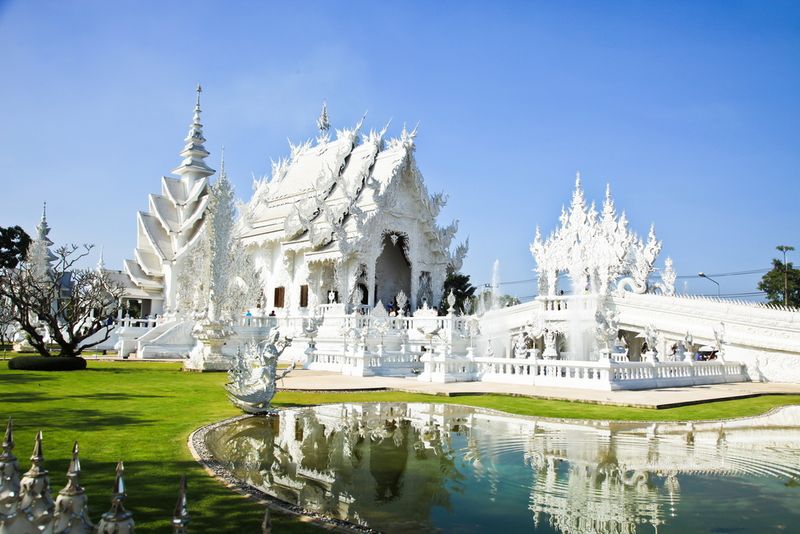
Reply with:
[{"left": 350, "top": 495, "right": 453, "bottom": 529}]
[
  {"left": 171, "top": 84, "right": 215, "bottom": 179},
  {"left": 317, "top": 101, "right": 330, "bottom": 134},
  {"left": 37, "top": 202, "right": 53, "bottom": 245}
]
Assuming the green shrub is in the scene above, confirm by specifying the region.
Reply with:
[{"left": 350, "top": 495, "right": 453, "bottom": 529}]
[{"left": 8, "top": 356, "right": 87, "bottom": 371}]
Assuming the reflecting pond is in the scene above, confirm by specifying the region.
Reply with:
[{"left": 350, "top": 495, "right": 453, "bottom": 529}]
[{"left": 205, "top": 403, "right": 800, "bottom": 533}]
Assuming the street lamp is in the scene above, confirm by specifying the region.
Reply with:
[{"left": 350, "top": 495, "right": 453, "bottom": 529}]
[
  {"left": 698, "top": 272, "right": 720, "bottom": 297},
  {"left": 776, "top": 245, "right": 794, "bottom": 307}
]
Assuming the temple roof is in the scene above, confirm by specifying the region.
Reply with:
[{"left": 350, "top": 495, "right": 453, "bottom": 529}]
[
  {"left": 240, "top": 121, "right": 455, "bottom": 261},
  {"left": 124, "top": 86, "right": 214, "bottom": 298}
]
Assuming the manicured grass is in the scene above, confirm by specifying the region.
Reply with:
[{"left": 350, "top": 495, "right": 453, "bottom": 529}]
[{"left": 1, "top": 359, "right": 799, "bottom": 532}]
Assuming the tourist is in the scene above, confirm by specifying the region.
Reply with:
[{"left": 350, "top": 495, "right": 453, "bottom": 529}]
[{"left": 269, "top": 310, "right": 276, "bottom": 317}]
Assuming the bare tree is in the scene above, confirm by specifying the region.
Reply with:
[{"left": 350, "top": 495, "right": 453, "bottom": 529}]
[
  {"left": 0, "top": 244, "right": 122, "bottom": 357},
  {"left": 0, "top": 296, "right": 15, "bottom": 351}
]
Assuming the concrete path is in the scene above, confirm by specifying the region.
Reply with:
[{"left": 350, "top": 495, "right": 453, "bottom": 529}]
[{"left": 277, "top": 370, "right": 800, "bottom": 409}]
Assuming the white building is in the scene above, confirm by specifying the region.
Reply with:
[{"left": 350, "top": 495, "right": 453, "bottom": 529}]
[{"left": 238, "top": 110, "right": 467, "bottom": 315}]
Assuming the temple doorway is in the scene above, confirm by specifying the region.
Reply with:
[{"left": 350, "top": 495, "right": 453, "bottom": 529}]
[{"left": 375, "top": 232, "right": 411, "bottom": 309}]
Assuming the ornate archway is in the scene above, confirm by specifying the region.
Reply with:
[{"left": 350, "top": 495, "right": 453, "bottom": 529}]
[{"left": 374, "top": 232, "right": 411, "bottom": 309}]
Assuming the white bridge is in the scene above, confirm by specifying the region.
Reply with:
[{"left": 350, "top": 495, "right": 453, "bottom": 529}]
[{"left": 95, "top": 289, "right": 800, "bottom": 391}]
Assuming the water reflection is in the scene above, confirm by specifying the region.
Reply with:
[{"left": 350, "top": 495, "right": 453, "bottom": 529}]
[{"left": 205, "top": 404, "right": 800, "bottom": 533}]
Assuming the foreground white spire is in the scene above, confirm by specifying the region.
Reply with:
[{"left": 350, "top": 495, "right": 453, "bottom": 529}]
[{"left": 123, "top": 86, "right": 216, "bottom": 315}]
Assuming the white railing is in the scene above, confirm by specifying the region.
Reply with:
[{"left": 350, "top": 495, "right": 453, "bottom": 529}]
[
  {"left": 239, "top": 316, "right": 278, "bottom": 328},
  {"left": 115, "top": 316, "right": 160, "bottom": 329},
  {"left": 609, "top": 360, "right": 746, "bottom": 389},
  {"left": 465, "top": 357, "right": 747, "bottom": 390}
]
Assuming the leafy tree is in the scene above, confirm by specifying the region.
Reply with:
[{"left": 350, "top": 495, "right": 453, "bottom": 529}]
[
  {"left": 758, "top": 258, "right": 800, "bottom": 307},
  {"left": 0, "top": 225, "right": 32, "bottom": 269},
  {"left": 439, "top": 272, "right": 476, "bottom": 315},
  {"left": 0, "top": 243, "right": 122, "bottom": 357}
]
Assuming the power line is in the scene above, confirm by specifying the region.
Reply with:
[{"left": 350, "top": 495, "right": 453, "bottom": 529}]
[
  {"left": 675, "top": 268, "right": 769, "bottom": 279},
  {"left": 476, "top": 267, "right": 771, "bottom": 288}
]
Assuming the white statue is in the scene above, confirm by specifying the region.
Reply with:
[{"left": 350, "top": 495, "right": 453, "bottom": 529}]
[
  {"left": 513, "top": 333, "right": 530, "bottom": 359},
  {"left": 396, "top": 290, "right": 408, "bottom": 316},
  {"left": 680, "top": 332, "right": 694, "bottom": 361},
  {"left": 543, "top": 328, "right": 559, "bottom": 359},
  {"left": 639, "top": 324, "right": 659, "bottom": 362},
  {"left": 594, "top": 296, "right": 620, "bottom": 357},
  {"left": 713, "top": 323, "right": 726, "bottom": 361},
  {"left": 226, "top": 330, "right": 295, "bottom": 414}
]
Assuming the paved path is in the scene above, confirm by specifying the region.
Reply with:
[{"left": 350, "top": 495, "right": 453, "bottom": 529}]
[{"left": 277, "top": 370, "right": 800, "bottom": 408}]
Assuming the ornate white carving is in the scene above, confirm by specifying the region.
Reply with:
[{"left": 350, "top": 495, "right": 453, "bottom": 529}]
[
  {"left": 530, "top": 176, "right": 662, "bottom": 297},
  {"left": 226, "top": 331, "right": 294, "bottom": 414},
  {"left": 543, "top": 328, "right": 559, "bottom": 359}
]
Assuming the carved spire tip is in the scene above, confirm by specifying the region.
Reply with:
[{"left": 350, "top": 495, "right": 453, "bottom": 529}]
[{"left": 2, "top": 417, "right": 12, "bottom": 452}]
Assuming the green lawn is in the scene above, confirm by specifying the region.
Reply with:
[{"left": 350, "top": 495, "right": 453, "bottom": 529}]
[{"left": 2, "top": 359, "right": 799, "bottom": 532}]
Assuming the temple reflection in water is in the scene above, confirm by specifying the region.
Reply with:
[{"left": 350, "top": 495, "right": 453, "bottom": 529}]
[{"left": 206, "top": 404, "right": 800, "bottom": 533}]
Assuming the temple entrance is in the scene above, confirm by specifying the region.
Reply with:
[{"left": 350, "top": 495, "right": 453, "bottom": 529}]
[{"left": 374, "top": 232, "right": 411, "bottom": 309}]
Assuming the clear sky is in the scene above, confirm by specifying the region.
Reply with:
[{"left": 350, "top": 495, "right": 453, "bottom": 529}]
[{"left": 1, "top": 1, "right": 798, "bottom": 299}]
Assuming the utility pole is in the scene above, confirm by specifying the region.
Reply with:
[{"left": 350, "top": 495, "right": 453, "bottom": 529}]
[{"left": 776, "top": 245, "right": 794, "bottom": 306}]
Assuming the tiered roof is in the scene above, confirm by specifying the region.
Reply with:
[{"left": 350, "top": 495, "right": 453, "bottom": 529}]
[
  {"left": 124, "top": 86, "right": 215, "bottom": 294},
  {"left": 241, "top": 111, "right": 463, "bottom": 267}
]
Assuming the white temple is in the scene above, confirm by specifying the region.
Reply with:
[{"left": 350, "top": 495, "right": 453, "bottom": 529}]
[
  {"left": 238, "top": 109, "right": 466, "bottom": 315},
  {"left": 97, "top": 88, "right": 800, "bottom": 385}
]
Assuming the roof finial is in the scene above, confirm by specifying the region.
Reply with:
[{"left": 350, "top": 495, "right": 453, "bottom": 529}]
[
  {"left": 41, "top": 201, "right": 47, "bottom": 222},
  {"left": 317, "top": 100, "right": 330, "bottom": 134},
  {"left": 171, "top": 85, "right": 215, "bottom": 179}
]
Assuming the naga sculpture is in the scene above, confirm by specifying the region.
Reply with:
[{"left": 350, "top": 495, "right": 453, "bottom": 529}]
[{"left": 226, "top": 330, "right": 295, "bottom": 414}]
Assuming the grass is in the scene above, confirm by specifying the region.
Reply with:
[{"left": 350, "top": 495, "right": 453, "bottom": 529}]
[{"left": 1, "top": 358, "right": 799, "bottom": 532}]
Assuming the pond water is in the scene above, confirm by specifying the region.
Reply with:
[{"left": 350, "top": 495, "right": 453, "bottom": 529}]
[{"left": 205, "top": 403, "right": 800, "bottom": 533}]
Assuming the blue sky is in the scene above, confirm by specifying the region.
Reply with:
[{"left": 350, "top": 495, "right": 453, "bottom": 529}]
[{"left": 1, "top": 1, "right": 798, "bottom": 298}]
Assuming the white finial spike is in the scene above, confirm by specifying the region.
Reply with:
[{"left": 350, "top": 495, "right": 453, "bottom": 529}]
[
  {"left": 575, "top": 171, "right": 582, "bottom": 188},
  {"left": 316, "top": 101, "right": 330, "bottom": 133},
  {"left": 41, "top": 201, "right": 47, "bottom": 222},
  {"left": 220, "top": 146, "right": 225, "bottom": 175},
  {"left": 605, "top": 183, "right": 611, "bottom": 200}
]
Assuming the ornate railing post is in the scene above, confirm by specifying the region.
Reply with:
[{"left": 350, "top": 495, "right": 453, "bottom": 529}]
[
  {"left": 53, "top": 442, "right": 92, "bottom": 534},
  {"left": 0, "top": 417, "right": 29, "bottom": 532},
  {"left": 19, "top": 431, "right": 55, "bottom": 531},
  {"left": 95, "top": 462, "right": 134, "bottom": 533}
]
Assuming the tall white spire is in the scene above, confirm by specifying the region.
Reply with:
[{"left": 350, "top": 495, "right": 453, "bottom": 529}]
[
  {"left": 29, "top": 202, "right": 57, "bottom": 276},
  {"left": 36, "top": 202, "right": 53, "bottom": 246},
  {"left": 171, "top": 84, "right": 215, "bottom": 178},
  {"left": 124, "top": 86, "right": 216, "bottom": 315}
]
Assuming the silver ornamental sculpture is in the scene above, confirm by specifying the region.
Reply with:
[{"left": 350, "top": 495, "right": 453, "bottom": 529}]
[
  {"left": 226, "top": 329, "right": 295, "bottom": 414},
  {"left": 0, "top": 418, "right": 275, "bottom": 532}
]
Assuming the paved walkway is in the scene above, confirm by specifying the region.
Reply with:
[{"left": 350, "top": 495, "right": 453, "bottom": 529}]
[{"left": 277, "top": 370, "right": 800, "bottom": 409}]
